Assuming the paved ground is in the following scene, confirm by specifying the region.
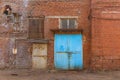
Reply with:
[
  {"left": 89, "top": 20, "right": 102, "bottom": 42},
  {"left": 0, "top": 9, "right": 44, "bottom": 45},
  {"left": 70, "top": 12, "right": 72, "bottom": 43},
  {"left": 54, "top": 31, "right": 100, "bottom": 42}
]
[{"left": 0, "top": 69, "right": 119, "bottom": 80}]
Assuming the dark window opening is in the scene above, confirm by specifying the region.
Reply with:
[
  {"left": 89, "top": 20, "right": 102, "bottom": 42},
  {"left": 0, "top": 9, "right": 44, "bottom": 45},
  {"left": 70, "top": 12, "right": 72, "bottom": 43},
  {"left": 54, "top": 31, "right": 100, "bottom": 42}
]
[
  {"left": 61, "top": 18, "right": 77, "bottom": 29},
  {"left": 61, "top": 19, "right": 67, "bottom": 29},
  {"left": 69, "top": 19, "right": 76, "bottom": 29},
  {"left": 3, "top": 5, "right": 12, "bottom": 15}
]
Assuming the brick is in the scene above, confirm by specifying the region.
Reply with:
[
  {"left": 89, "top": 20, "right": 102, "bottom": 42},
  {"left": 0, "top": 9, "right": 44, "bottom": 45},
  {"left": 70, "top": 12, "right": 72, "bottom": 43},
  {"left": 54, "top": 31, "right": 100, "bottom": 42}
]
[{"left": 0, "top": 0, "right": 91, "bottom": 70}]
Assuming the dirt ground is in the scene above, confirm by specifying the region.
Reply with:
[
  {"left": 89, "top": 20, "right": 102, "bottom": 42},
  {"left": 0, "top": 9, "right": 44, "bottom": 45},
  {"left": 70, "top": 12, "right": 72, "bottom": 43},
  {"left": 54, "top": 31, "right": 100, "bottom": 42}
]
[{"left": 0, "top": 69, "right": 119, "bottom": 80}]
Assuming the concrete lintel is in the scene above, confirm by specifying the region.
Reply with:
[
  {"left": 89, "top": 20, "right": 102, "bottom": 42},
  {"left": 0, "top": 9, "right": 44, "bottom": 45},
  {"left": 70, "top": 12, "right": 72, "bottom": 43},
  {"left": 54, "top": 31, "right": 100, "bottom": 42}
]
[
  {"left": 28, "top": 39, "right": 49, "bottom": 44},
  {"left": 45, "top": 16, "right": 79, "bottom": 19},
  {"left": 102, "top": 11, "right": 120, "bottom": 14}
]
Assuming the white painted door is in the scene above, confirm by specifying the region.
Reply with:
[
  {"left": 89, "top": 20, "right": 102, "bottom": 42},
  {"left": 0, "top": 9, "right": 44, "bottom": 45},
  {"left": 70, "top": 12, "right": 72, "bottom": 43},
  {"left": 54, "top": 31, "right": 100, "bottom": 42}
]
[{"left": 32, "top": 44, "right": 47, "bottom": 69}]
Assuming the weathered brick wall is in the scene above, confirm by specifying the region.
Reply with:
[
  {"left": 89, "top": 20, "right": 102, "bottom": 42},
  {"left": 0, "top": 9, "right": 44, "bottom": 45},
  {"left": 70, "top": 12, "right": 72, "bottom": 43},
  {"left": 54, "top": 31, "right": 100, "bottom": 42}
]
[
  {"left": 91, "top": 0, "right": 120, "bottom": 71},
  {"left": 16, "top": 39, "right": 32, "bottom": 68},
  {"left": 0, "top": 38, "right": 9, "bottom": 68},
  {"left": 29, "top": 1, "right": 90, "bottom": 69},
  {"left": 0, "top": 0, "right": 91, "bottom": 70},
  {"left": 2, "top": 0, "right": 120, "bottom": 71},
  {"left": 0, "top": 0, "right": 29, "bottom": 69}
]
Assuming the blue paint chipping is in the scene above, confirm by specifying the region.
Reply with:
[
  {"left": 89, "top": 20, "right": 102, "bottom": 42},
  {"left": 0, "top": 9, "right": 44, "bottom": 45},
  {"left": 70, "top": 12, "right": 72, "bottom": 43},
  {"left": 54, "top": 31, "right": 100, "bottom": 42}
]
[{"left": 54, "top": 34, "right": 83, "bottom": 70}]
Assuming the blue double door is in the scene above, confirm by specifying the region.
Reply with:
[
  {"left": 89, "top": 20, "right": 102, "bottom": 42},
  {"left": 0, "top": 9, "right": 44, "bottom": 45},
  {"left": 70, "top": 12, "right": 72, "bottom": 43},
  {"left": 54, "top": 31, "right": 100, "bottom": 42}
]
[{"left": 54, "top": 34, "right": 83, "bottom": 70}]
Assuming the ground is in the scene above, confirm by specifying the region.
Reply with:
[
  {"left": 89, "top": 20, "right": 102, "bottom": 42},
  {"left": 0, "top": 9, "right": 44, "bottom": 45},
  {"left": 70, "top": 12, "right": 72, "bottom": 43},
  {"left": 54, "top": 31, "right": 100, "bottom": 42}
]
[{"left": 0, "top": 69, "right": 119, "bottom": 80}]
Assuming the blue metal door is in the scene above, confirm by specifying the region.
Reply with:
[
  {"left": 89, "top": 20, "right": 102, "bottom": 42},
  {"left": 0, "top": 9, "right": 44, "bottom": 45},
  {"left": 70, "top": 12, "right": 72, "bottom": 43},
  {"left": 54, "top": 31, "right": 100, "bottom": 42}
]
[{"left": 54, "top": 34, "right": 83, "bottom": 70}]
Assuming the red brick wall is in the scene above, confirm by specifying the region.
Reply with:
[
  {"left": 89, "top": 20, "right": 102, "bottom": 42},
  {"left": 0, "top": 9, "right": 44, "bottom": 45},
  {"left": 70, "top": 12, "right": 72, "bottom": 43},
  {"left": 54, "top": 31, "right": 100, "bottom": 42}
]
[
  {"left": 1, "top": 0, "right": 119, "bottom": 71},
  {"left": 0, "top": 0, "right": 91, "bottom": 70},
  {"left": 91, "top": 0, "right": 120, "bottom": 70},
  {"left": 28, "top": 1, "right": 90, "bottom": 69}
]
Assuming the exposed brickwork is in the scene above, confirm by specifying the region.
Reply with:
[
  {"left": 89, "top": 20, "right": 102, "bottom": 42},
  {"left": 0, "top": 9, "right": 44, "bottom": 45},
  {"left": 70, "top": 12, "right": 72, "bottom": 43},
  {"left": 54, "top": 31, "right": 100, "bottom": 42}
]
[
  {"left": 91, "top": 0, "right": 120, "bottom": 71},
  {"left": 30, "top": 1, "right": 91, "bottom": 69},
  {"left": 0, "top": 0, "right": 30, "bottom": 69},
  {"left": 16, "top": 39, "right": 32, "bottom": 68},
  {"left": 0, "top": 0, "right": 119, "bottom": 71},
  {"left": 0, "top": 0, "right": 91, "bottom": 70},
  {"left": 0, "top": 38, "right": 9, "bottom": 68}
]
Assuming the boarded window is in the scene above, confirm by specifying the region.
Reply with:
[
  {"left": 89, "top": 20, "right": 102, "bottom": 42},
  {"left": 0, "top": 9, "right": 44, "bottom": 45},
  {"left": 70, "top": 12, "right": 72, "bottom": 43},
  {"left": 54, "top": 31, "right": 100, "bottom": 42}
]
[
  {"left": 29, "top": 17, "right": 44, "bottom": 39},
  {"left": 61, "top": 19, "right": 77, "bottom": 29}
]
